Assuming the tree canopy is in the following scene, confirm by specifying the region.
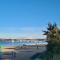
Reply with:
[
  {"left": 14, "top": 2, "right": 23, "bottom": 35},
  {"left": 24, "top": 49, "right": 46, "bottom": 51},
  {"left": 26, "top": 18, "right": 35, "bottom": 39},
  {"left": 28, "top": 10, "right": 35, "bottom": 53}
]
[{"left": 44, "top": 23, "right": 60, "bottom": 53}]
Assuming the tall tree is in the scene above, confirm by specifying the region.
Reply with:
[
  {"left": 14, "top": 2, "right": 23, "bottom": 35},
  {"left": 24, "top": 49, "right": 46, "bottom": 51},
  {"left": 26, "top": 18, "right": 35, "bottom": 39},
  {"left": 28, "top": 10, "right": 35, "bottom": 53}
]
[{"left": 44, "top": 23, "right": 60, "bottom": 53}]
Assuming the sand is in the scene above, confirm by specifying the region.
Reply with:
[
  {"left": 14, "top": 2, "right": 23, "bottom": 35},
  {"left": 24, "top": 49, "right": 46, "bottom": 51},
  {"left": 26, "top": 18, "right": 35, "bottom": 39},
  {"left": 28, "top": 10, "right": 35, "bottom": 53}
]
[
  {"left": 0, "top": 45, "right": 46, "bottom": 60},
  {"left": 15, "top": 45, "right": 46, "bottom": 60}
]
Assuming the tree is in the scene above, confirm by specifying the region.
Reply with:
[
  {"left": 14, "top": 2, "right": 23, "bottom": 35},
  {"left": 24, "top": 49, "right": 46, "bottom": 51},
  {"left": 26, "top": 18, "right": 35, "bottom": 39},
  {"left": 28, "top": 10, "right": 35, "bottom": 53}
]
[
  {"left": 44, "top": 23, "right": 60, "bottom": 53},
  {"left": 31, "top": 23, "right": 60, "bottom": 60}
]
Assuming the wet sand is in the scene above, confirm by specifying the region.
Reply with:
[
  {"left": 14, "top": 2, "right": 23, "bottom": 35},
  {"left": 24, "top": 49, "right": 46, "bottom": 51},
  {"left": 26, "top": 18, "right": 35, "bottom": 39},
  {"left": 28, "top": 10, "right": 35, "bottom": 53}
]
[
  {"left": 15, "top": 45, "right": 46, "bottom": 60},
  {"left": 0, "top": 45, "right": 46, "bottom": 60}
]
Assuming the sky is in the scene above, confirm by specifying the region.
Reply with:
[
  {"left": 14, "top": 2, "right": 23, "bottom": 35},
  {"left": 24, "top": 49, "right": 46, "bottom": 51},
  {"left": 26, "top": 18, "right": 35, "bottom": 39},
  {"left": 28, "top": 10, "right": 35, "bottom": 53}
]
[{"left": 0, "top": 0, "right": 60, "bottom": 38}]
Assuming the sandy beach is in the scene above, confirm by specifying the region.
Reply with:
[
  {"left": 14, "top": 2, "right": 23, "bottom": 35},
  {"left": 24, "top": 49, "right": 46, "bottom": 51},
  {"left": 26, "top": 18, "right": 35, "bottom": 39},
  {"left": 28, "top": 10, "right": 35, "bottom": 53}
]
[
  {"left": 15, "top": 45, "right": 46, "bottom": 60},
  {"left": 0, "top": 45, "right": 46, "bottom": 60}
]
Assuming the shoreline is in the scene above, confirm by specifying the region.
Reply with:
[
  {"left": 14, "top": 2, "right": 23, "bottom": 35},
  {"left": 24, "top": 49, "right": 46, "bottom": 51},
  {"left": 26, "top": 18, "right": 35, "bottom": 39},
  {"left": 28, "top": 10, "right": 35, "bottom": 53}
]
[{"left": 0, "top": 45, "right": 47, "bottom": 60}]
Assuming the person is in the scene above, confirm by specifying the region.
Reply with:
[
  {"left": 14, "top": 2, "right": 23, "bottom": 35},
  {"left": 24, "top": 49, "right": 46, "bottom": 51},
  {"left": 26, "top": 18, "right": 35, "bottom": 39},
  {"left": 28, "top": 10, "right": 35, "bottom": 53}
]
[{"left": 37, "top": 45, "right": 39, "bottom": 49}]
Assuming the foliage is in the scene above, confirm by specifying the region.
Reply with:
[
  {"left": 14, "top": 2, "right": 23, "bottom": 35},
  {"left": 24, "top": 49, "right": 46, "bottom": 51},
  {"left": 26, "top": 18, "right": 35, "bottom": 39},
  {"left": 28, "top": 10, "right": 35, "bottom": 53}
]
[
  {"left": 31, "top": 23, "right": 60, "bottom": 60},
  {"left": 44, "top": 23, "right": 60, "bottom": 53}
]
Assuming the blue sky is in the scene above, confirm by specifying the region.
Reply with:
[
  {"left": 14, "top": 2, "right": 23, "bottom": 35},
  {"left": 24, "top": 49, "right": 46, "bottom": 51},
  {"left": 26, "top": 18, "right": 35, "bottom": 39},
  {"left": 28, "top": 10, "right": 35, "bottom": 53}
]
[{"left": 0, "top": 0, "right": 60, "bottom": 38}]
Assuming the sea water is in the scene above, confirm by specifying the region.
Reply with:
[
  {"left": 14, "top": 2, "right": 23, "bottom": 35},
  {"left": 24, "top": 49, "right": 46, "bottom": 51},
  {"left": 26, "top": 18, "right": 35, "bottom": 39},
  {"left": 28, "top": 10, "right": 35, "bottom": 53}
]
[{"left": 0, "top": 41, "right": 48, "bottom": 47}]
